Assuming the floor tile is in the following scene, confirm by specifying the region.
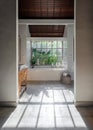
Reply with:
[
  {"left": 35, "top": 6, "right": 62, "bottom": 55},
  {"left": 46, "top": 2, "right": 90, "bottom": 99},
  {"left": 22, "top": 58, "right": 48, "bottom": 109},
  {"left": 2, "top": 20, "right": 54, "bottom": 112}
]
[
  {"left": 37, "top": 117, "right": 55, "bottom": 128},
  {"left": 22, "top": 105, "right": 40, "bottom": 117},
  {"left": 53, "top": 90, "right": 65, "bottom": 103},
  {"left": 42, "top": 90, "right": 53, "bottom": 103},
  {"left": 0, "top": 82, "right": 93, "bottom": 130},
  {"left": 55, "top": 105, "right": 70, "bottom": 117},
  {"left": 56, "top": 117, "right": 74, "bottom": 127},
  {"left": 30, "top": 91, "right": 43, "bottom": 103},
  {"left": 63, "top": 89, "right": 74, "bottom": 102},
  {"left": 39, "top": 105, "right": 54, "bottom": 117},
  {"left": 18, "top": 117, "right": 37, "bottom": 128}
]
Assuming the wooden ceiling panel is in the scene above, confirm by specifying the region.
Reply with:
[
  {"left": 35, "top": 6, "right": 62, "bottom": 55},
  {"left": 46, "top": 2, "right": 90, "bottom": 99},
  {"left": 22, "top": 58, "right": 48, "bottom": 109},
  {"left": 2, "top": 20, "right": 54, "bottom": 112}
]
[
  {"left": 19, "top": 0, "right": 74, "bottom": 19},
  {"left": 29, "top": 25, "right": 65, "bottom": 37},
  {"left": 31, "top": 33, "right": 63, "bottom": 37}
]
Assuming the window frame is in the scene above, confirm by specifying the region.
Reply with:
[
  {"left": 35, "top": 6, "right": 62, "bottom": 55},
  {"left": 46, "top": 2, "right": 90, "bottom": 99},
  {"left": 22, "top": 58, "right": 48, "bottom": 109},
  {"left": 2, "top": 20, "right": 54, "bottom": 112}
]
[{"left": 31, "top": 40, "right": 67, "bottom": 67}]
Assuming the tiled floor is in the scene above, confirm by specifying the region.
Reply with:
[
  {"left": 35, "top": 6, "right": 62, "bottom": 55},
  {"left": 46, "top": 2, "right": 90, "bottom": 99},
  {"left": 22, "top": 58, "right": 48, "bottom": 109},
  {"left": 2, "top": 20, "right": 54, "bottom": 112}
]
[{"left": 0, "top": 82, "right": 93, "bottom": 130}]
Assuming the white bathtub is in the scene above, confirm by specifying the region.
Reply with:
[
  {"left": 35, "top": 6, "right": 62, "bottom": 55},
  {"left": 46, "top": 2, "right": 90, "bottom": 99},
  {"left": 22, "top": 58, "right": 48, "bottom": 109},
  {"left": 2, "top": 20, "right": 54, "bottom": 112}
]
[{"left": 27, "top": 67, "right": 66, "bottom": 81}]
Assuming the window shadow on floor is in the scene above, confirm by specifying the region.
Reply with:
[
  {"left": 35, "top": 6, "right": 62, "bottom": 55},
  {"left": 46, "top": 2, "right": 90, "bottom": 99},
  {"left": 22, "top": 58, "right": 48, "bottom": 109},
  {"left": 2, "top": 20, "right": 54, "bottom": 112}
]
[{"left": 0, "top": 82, "right": 93, "bottom": 130}]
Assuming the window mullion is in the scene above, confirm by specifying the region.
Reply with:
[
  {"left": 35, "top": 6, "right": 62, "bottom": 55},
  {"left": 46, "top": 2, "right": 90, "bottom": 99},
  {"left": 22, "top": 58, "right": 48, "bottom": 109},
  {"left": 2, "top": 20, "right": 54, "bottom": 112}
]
[
  {"left": 56, "top": 41, "right": 58, "bottom": 62},
  {"left": 45, "top": 41, "right": 47, "bottom": 52},
  {"left": 62, "top": 41, "right": 63, "bottom": 60}
]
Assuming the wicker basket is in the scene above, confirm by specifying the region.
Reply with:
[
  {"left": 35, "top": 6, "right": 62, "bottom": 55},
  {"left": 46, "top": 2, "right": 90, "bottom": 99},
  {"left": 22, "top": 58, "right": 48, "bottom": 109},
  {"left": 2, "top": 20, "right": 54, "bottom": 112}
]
[{"left": 61, "top": 72, "right": 71, "bottom": 84}]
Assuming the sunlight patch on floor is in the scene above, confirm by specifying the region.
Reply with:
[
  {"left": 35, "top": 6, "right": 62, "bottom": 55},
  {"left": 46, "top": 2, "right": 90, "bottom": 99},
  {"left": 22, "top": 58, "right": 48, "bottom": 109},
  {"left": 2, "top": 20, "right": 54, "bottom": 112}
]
[{"left": 1, "top": 83, "right": 87, "bottom": 130}]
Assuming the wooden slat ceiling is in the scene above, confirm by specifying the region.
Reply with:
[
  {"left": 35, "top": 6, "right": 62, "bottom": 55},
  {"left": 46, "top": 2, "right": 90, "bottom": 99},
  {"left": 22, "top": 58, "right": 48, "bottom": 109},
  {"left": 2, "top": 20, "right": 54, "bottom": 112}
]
[
  {"left": 19, "top": 0, "right": 74, "bottom": 19},
  {"left": 29, "top": 25, "right": 65, "bottom": 37}
]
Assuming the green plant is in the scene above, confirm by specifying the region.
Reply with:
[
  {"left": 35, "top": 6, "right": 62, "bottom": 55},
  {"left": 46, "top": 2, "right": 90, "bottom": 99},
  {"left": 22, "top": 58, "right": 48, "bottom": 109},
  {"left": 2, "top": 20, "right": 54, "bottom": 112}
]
[
  {"left": 31, "top": 47, "right": 58, "bottom": 65},
  {"left": 30, "top": 57, "right": 36, "bottom": 65},
  {"left": 48, "top": 55, "right": 57, "bottom": 65}
]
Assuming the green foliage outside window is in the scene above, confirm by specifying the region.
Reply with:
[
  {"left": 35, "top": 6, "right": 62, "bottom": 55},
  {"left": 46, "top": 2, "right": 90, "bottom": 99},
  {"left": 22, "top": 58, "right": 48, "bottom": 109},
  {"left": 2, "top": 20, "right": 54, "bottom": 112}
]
[
  {"left": 30, "top": 40, "right": 67, "bottom": 67},
  {"left": 30, "top": 48, "right": 58, "bottom": 65}
]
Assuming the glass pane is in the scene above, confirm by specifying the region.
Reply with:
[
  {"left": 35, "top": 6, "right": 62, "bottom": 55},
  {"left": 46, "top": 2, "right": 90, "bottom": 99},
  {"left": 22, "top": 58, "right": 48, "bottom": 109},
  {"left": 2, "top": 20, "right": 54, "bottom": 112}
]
[
  {"left": 32, "top": 40, "right": 36, "bottom": 44},
  {"left": 47, "top": 41, "right": 51, "bottom": 48},
  {"left": 37, "top": 40, "right": 41, "bottom": 44},
  {"left": 63, "top": 48, "right": 67, "bottom": 55},
  {"left": 58, "top": 41, "right": 62, "bottom": 48},
  {"left": 63, "top": 41, "right": 67, "bottom": 48},
  {"left": 57, "top": 56, "right": 62, "bottom": 62},
  {"left": 47, "top": 48, "right": 51, "bottom": 54},
  {"left": 37, "top": 42, "right": 41, "bottom": 48},
  {"left": 52, "top": 41, "right": 57, "bottom": 48},
  {"left": 57, "top": 49, "right": 62, "bottom": 55},
  {"left": 42, "top": 48, "right": 47, "bottom": 53},
  {"left": 52, "top": 49, "right": 57, "bottom": 55},
  {"left": 37, "top": 48, "right": 42, "bottom": 52},
  {"left": 42, "top": 41, "right": 46, "bottom": 48},
  {"left": 35, "top": 41, "right": 38, "bottom": 48},
  {"left": 63, "top": 48, "right": 67, "bottom": 61},
  {"left": 32, "top": 42, "right": 36, "bottom": 48}
]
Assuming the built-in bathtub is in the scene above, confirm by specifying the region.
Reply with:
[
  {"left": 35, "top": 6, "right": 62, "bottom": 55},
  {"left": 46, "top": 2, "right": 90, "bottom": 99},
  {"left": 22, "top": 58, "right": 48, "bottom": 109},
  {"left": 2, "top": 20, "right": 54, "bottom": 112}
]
[{"left": 27, "top": 67, "right": 66, "bottom": 81}]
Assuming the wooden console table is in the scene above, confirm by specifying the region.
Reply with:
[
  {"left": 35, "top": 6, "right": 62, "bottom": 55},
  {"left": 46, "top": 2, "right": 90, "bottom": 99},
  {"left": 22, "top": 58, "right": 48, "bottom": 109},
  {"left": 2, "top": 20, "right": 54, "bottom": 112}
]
[{"left": 18, "top": 68, "right": 28, "bottom": 97}]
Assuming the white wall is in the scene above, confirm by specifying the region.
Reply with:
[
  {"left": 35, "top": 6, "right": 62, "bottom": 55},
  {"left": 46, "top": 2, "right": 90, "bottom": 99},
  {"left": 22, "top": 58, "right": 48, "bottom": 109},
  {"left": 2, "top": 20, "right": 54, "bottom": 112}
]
[
  {"left": 0, "top": 0, "right": 18, "bottom": 103},
  {"left": 75, "top": 0, "right": 93, "bottom": 103},
  {"left": 63, "top": 26, "right": 67, "bottom": 37},
  {"left": 26, "top": 39, "right": 31, "bottom": 67},
  {"left": 67, "top": 25, "right": 74, "bottom": 80},
  {"left": 19, "top": 25, "right": 30, "bottom": 64},
  {"left": 27, "top": 68, "right": 64, "bottom": 81}
]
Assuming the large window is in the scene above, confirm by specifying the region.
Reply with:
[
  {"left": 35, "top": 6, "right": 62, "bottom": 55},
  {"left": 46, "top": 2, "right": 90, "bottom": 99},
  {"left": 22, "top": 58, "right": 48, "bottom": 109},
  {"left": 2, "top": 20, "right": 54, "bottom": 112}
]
[{"left": 31, "top": 40, "right": 67, "bottom": 68}]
